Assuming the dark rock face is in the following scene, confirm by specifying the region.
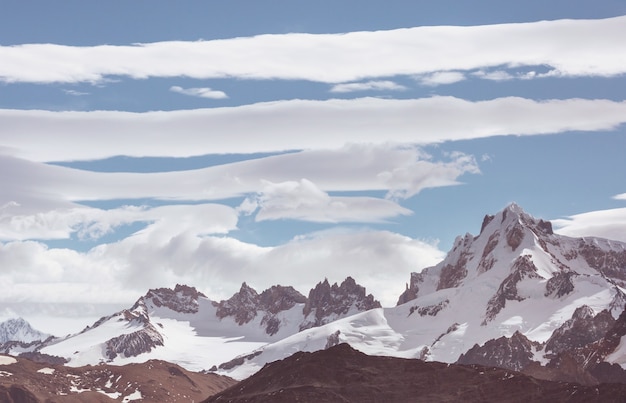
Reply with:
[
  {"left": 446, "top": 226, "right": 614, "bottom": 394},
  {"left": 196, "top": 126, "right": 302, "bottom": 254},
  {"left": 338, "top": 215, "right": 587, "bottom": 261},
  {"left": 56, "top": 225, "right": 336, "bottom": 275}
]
[
  {"left": 300, "top": 277, "right": 381, "bottom": 331},
  {"left": 215, "top": 283, "right": 307, "bottom": 335},
  {"left": 258, "top": 286, "right": 307, "bottom": 314},
  {"left": 536, "top": 219, "right": 554, "bottom": 235},
  {"left": 203, "top": 343, "right": 626, "bottom": 403},
  {"left": 396, "top": 272, "right": 422, "bottom": 306},
  {"left": 478, "top": 230, "right": 500, "bottom": 273},
  {"left": 578, "top": 240, "right": 626, "bottom": 283},
  {"left": 484, "top": 255, "right": 541, "bottom": 323},
  {"left": 145, "top": 284, "right": 207, "bottom": 314},
  {"left": 544, "top": 271, "right": 577, "bottom": 298},
  {"left": 409, "top": 299, "right": 449, "bottom": 317},
  {"left": 436, "top": 251, "right": 469, "bottom": 290},
  {"left": 544, "top": 305, "right": 615, "bottom": 355},
  {"left": 215, "top": 350, "right": 263, "bottom": 371},
  {"left": 105, "top": 323, "right": 164, "bottom": 359},
  {"left": 259, "top": 285, "right": 307, "bottom": 336},
  {"left": 480, "top": 214, "right": 495, "bottom": 234},
  {"left": 81, "top": 297, "right": 166, "bottom": 360},
  {"left": 575, "top": 304, "right": 626, "bottom": 370},
  {"left": 325, "top": 330, "right": 341, "bottom": 349},
  {"left": 464, "top": 305, "right": 626, "bottom": 386},
  {"left": 215, "top": 282, "right": 261, "bottom": 325},
  {"left": 457, "top": 331, "right": 537, "bottom": 372},
  {"left": 506, "top": 222, "right": 525, "bottom": 251}
]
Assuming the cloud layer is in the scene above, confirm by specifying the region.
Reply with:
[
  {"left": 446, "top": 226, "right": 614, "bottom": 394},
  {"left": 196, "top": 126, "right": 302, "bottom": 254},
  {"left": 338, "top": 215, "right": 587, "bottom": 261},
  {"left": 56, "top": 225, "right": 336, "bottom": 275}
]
[
  {"left": 170, "top": 86, "right": 228, "bottom": 99},
  {"left": 553, "top": 207, "right": 626, "bottom": 243},
  {"left": 0, "top": 228, "right": 444, "bottom": 308},
  {"left": 1, "top": 16, "right": 625, "bottom": 84},
  {"left": 2, "top": 13, "right": 625, "bottom": 325},
  {"left": 3, "top": 96, "right": 626, "bottom": 162}
]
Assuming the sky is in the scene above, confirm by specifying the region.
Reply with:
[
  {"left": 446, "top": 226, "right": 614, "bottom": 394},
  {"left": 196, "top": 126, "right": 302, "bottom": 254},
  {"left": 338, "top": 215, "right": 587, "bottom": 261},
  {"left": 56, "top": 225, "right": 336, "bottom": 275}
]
[{"left": 1, "top": 1, "right": 626, "bottom": 334}]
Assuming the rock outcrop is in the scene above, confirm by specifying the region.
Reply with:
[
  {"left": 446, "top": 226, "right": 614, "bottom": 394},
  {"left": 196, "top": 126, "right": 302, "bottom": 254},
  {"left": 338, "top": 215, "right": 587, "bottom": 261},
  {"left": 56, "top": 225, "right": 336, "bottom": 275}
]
[{"left": 300, "top": 277, "right": 381, "bottom": 331}]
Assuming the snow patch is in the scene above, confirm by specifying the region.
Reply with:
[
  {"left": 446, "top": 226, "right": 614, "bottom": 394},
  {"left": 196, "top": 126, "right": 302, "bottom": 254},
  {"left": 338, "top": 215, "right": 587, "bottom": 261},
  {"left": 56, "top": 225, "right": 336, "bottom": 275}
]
[
  {"left": 0, "top": 356, "right": 17, "bottom": 365},
  {"left": 122, "top": 389, "right": 143, "bottom": 402}
]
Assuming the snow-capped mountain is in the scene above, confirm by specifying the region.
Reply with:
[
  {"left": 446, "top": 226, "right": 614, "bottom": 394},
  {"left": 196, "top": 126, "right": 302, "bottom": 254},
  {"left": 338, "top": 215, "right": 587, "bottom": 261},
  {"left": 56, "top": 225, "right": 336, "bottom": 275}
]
[
  {"left": 10, "top": 203, "right": 626, "bottom": 383},
  {"left": 217, "top": 203, "right": 626, "bottom": 381},
  {"left": 0, "top": 318, "right": 50, "bottom": 345},
  {"left": 32, "top": 279, "right": 379, "bottom": 371}
]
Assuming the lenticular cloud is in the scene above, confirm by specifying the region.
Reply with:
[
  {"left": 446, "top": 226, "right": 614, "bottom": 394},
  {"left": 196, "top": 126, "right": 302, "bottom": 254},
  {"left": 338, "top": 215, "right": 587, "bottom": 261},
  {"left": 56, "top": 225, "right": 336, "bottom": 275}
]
[{"left": 0, "top": 16, "right": 625, "bottom": 84}]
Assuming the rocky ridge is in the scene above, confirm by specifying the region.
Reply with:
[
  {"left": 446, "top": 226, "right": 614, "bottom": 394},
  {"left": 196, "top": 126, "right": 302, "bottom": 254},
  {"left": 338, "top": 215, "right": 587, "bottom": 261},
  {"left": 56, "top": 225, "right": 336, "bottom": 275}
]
[
  {"left": 0, "top": 318, "right": 49, "bottom": 345},
  {"left": 214, "top": 283, "right": 307, "bottom": 335},
  {"left": 0, "top": 353, "right": 235, "bottom": 402},
  {"left": 10, "top": 277, "right": 380, "bottom": 370},
  {"left": 203, "top": 343, "right": 626, "bottom": 403},
  {"left": 3, "top": 203, "right": 626, "bottom": 388},
  {"left": 218, "top": 203, "right": 626, "bottom": 380},
  {"left": 300, "top": 277, "right": 381, "bottom": 330}
]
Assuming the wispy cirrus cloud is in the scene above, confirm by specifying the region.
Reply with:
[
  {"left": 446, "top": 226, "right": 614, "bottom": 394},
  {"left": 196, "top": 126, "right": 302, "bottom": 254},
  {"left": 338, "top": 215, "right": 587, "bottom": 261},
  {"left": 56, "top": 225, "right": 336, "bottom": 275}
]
[
  {"left": 330, "top": 80, "right": 406, "bottom": 93},
  {"left": 0, "top": 203, "right": 238, "bottom": 242},
  {"left": 62, "top": 89, "right": 89, "bottom": 96},
  {"left": 613, "top": 193, "right": 626, "bottom": 201},
  {"left": 553, "top": 207, "right": 626, "bottom": 243},
  {"left": 0, "top": 144, "right": 476, "bottom": 236},
  {"left": 2, "top": 96, "right": 626, "bottom": 162},
  {"left": 170, "top": 85, "right": 228, "bottom": 99},
  {"left": 417, "top": 71, "right": 466, "bottom": 86},
  {"left": 1, "top": 16, "right": 625, "bottom": 84},
  {"left": 240, "top": 179, "right": 412, "bottom": 223}
]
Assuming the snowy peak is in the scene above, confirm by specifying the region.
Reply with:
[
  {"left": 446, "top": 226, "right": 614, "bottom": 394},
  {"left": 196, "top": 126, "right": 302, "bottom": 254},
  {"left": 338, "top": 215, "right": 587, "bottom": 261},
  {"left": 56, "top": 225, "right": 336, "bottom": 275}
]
[
  {"left": 0, "top": 318, "right": 50, "bottom": 344},
  {"left": 300, "top": 276, "right": 381, "bottom": 331},
  {"left": 544, "top": 305, "right": 615, "bottom": 355},
  {"left": 214, "top": 277, "right": 379, "bottom": 334},
  {"left": 398, "top": 203, "right": 626, "bottom": 312},
  {"left": 143, "top": 284, "right": 207, "bottom": 314},
  {"left": 258, "top": 285, "right": 308, "bottom": 315},
  {"left": 215, "top": 282, "right": 263, "bottom": 325},
  {"left": 479, "top": 202, "right": 553, "bottom": 250},
  {"left": 214, "top": 282, "right": 307, "bottom": 335},
  {"left": 457, "top": 330, "right": 538, "bottom": 372}
]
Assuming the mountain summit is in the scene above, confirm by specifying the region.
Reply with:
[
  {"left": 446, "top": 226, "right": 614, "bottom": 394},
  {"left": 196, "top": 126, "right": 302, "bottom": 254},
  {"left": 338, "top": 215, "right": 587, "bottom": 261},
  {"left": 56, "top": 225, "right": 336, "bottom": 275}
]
[
  {"left": 14, "top": 278, "right": 378, "bottom": 374},
  {"left": 4, "top": 204, "right": 626, "bottom": 384},
  {"left": 399, "top": 202, "right": 625, "bottom": 318},
  {"left": 0, "top": 318, "right": 50, "bottom": 345},
  {"left": 218, "top": 203, "right": 626, "bottom": 381}
]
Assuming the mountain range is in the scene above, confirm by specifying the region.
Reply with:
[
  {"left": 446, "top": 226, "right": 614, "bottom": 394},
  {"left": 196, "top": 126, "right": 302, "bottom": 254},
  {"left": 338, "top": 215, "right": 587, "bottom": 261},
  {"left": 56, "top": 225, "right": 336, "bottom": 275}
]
[{"left": 1, "top": 203, "right": 626, "bottom": 399}]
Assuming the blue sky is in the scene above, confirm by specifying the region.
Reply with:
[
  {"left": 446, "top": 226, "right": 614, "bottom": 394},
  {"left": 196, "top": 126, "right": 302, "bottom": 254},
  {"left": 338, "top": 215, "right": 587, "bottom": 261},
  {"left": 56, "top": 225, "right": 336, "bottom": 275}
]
[{"left": 1, "top": 1, "right": 626, "bottom": 329}]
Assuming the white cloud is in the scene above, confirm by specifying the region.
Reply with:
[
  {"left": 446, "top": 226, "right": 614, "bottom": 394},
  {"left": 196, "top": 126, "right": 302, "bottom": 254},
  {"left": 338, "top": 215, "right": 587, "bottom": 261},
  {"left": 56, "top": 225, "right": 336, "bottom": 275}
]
[
  {"left": 63, "top": 89, "right": 89, "bottom": 96},
  {"left": 245, "top": 179, "right": 412, "bottom": 223},
  {"left": 2, "top": 96, "right": 626, "bottom": 162},
  {"left": 1, "top": 16, "right": 625, "bottom": 84},
  {"left": 0, "top": 202, "right": 238, "bottom": 242},
  {"left": 613, "top": 193, "right": 626, "bottom": 201},
  {"left": 381, "top": 152, "right": 480, "bottom": 200},
  {"left": 472, "top": 70, "right": 514, "bottom": 81},
  {"left": 0, "top": 228, "right": 444, "bottom": 309},
  {"left": 330, "top": 80, "right": 407, "bottom": 93},
  {"left": 417, "top": 71, "right": 465, "bottom": 86},
  {"left": 553, "top": 207, "right": 626, "bottom": 243},
  {"left": 0, "top": 145, "right": 475, "bottom": 240},
  {"left": 170, "top": 85, "right": 228, "bottom": 99}
]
